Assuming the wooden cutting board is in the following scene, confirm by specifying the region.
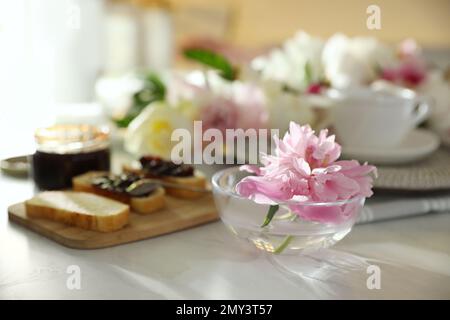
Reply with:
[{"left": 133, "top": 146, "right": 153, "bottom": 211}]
[{"left": 8, "top": 194, "right": 219, "bottom": 249}]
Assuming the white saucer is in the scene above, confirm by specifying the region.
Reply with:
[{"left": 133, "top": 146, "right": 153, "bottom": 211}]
[{"left": 342, "top": 129, "right": 440, "bottom": 165}]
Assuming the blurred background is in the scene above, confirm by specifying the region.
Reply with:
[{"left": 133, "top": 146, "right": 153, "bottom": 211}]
[{"left": 0, "top": 0, "right": 449, "bottom": 158}]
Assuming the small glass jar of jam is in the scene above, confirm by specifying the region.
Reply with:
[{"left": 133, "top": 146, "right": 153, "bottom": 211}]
[{"left": 31, "top": 124, "right": 111, "bottom": 190}]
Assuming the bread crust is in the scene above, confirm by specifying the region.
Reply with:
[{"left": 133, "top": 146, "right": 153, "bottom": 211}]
[
  {"left": 72, "top": 171, "right": 166, "bottom": 215},
  {"left": 122, "top": 164, "right": 207, "bottom": 199},
  {"left": 25, "top": 194, "right": 129, "bottom": 232},
  {"left": 130, "top": 187, "right": 166, "bottom": 214},
  {"left": 162, "top": 175, "right": 206, "bottom": 199}
]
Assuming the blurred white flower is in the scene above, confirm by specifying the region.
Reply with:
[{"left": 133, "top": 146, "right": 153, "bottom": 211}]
[
  {"left": 124, "top": 101, "right": 192, "bottom": 159},
  {"left": 322, "top": 33, "right": 395, "bottom": 88},
  {"left": 261, "top": 80, "right": 316, "bottom": 134},
  {"left": 166, "top": 73, "right": 208, "bottom": 121},
  {"left": 251, "top": 31, "right": 325, "bottom": 91}
]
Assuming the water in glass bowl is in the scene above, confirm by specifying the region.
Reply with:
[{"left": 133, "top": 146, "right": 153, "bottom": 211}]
[{"left": 212, "top": 167, "right": 364, "bottom": 255}]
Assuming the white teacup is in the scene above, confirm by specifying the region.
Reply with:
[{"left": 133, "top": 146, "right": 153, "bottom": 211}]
[{"left": 328, "top": 87, "right": 430, "bottom": 149}]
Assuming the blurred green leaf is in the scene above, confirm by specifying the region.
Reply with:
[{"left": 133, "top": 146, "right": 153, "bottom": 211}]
[
  {"left": 184, "top": 48, "right": 236, "bottom": 81},
  {"left": 304, "top": 61, "right": 313, "bottom": 85},
  {"left": 113, "top": 72, "right": 166, "bottom": 128},
  {"left": 114, "top": 115, "right": 135, "bottom": 128}
]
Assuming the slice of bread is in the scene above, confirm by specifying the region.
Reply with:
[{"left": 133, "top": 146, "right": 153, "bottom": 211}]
[
  {"left": 122, "top": 164, "right": 207, "bottom": 199},
  {"left": 162, "top": 174, "right": 207, "bottom": 199},
  {"left": 25, "top": 191, "right": 129, "bottom": 232},
  {"left": 72, "top": 171, "right": 166, "bottom": 215}
]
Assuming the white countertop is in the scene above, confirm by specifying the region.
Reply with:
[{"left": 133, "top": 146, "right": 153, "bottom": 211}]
[{"left": 1, "top": 162, "right": 450, "bottom": 300}]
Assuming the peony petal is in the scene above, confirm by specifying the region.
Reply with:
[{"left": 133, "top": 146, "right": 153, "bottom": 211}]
[
  {"left": 236, "top": 175, "right": 294, "bottom": 205},
  {"left": 240, "top": 165, "right": 261, "bottom": 175}
]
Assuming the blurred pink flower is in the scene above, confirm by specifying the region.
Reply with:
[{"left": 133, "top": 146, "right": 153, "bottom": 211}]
[
  {"left": 306, "top": 83, "right": 324, "bottom": 94},
  {"left": 381, "top": 39, "right": 427, "bottom": 88},
  {"left": 201, "top": 83, "right": 268, "bottom": 134},
  {"left": 381, "top": 58, "right": 427, "bottom": 87},
  {"left": 381, "top": 40, "right": 427, "bottom": 88},
  {"left": 231, "top": 83, "right": 269, "bottom": 130},
  {"left": 166, "top": 75, "right": 269, "bottom": 134},
  {"left": 201, "top": 97, "right": 239, "bottom": 133},
  {"left": 398, "top": 38, "right": 421, "bottom": 59}
]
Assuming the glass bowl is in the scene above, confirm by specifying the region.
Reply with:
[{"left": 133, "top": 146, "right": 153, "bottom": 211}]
[{"left": 211, "top": 166, "right": 365, "bottom": 255}]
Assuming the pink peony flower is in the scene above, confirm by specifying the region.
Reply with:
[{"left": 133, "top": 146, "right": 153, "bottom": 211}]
[
  {"left": 272, "top": 122, "right": 341, "bottom": 169},
  {"left": 236, "top": 122, "right": 376, "bottom": 223}
]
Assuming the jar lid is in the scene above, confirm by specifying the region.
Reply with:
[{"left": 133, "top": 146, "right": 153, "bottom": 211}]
[{"left": 34, "top": 124, "right": 110, "bottom": 154}]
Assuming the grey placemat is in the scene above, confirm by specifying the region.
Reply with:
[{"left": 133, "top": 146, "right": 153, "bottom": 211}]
[{"left": 374, "top": 148, "right": 450, "bottom": 191}]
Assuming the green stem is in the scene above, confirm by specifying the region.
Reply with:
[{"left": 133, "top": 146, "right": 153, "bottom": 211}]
[
  {"left": 261, "top": 206, "right": 296, "bottom": 254},
  {"left": 274, "top": 235, "right": 294, "bottom": 254},
  {"left": 261, "top": 205, "right": 279, "bottom": 228}
]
